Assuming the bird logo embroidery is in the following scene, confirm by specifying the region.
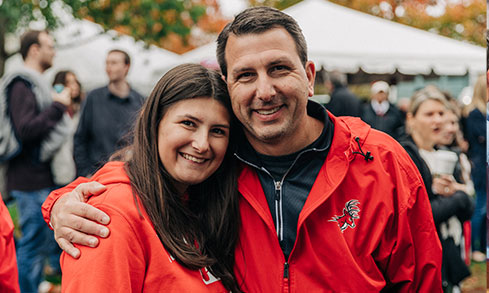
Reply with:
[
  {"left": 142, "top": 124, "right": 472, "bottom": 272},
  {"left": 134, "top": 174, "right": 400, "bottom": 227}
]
[{"left": 329, "top": 199, "right": 360, "bottom": 232}]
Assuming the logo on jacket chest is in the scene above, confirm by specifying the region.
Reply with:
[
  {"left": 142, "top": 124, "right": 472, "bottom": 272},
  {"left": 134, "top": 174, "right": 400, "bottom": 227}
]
[{"left": 328, "top": 199, "right": 360, "bottom": 232}]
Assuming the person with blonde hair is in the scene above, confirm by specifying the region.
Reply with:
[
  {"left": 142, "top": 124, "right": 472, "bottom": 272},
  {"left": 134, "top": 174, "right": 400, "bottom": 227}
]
[
  {"left": 463, "top": 75, "right": 487, "bottom": 262},
  {"left": 400, "top": 85, "right": 473, "bottom": 290}
]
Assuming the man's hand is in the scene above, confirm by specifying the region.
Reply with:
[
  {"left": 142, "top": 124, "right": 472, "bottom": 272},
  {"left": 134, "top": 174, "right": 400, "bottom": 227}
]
[{"left": 50, "top": 182, "right": 110, "bottom": 258}]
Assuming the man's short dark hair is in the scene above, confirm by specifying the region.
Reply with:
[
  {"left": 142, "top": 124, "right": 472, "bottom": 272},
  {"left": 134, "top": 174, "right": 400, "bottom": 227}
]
[
  {"left": 216, "top": 6, "right": 307, "bottom": 77},
  {"left": 108, "top": 49, "right": 131, "bottom": 65},
  {"left": 20, "top": 30, "right": 44, "bottom": 60}
]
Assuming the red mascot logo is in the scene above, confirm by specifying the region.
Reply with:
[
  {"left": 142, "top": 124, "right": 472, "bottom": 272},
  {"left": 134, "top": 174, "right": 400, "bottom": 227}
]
[{"left": 329, "top": 199, "right": 360, "bottom": 232}]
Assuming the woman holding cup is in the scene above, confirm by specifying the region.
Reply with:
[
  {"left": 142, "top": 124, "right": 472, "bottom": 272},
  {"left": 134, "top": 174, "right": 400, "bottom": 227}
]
[{"left": 400, "top": 85, "right": 473, "bottom": 291}]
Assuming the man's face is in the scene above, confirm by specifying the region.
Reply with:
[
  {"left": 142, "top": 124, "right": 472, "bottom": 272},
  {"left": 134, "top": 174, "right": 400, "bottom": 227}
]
[
  {"left": 105, "top": 52, "right": 129, "bottom": 83},
  {"left": 37, "top": 32, "right": 55, "bottom": 71},
  {"left": 224, "top": 28, "right": 315, "bottom": 153},
  {"left": 372, "top": 91, "right": 388, "bottom": 103}
]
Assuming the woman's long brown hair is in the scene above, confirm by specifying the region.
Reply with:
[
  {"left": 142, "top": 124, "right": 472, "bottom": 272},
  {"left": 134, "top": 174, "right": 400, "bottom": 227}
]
[{"left": 125, "top": 64, "right": 240, "bottom": 291}]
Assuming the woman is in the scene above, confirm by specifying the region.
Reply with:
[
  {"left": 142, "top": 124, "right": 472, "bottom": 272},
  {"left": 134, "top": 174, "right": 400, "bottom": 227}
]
[
  {"left": 58, "top": 64, "right": 241, "bottom": 292},
  {"left": 400, "top": 86, "right": 473, "bottom": 291},
  {"left": 463, "top": 74, "right": 487, "bottom": 262},
  {"left": 52, "top": 70, "right": 84, "bottom": 118}
]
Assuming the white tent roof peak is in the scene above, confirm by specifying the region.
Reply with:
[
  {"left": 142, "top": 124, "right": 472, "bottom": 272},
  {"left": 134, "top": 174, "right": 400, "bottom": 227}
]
[
  {"left": 285, "top": 0, "right": 484, "bottom": 75},
  {"left": 182, "top": 0, "right": 484, "bottom": 76}
]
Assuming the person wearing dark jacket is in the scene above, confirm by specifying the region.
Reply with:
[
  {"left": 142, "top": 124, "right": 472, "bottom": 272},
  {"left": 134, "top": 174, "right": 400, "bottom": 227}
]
[
  {"left": 400, "top": 86, "right": 473, "bottom": 291},
  {"left": 3, "top": 30, "right": 72, "bottom": 293},
  {"left": 323, "top": 70, "right": 361, "bottom": 117},
  {"left": 74, "top": 49, "right": 144, "bottom": 177},
  {"left": 361, "top": 80, "right": 404, "bottom": 139},
  {"left": 463, "top": 75, "right": 487, "bottom": 262}
]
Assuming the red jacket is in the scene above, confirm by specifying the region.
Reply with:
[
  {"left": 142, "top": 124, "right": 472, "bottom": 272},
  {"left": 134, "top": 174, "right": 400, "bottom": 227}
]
[
  {"left": 56, "top": 163, "right": 228, "bottom": 292},
  {"left": 42, "top": 115, "right": 442, "bottom": 292},
  {"left": 0, "top": 196, "right": 19, "bottom": 293},
  {"left": 233, "top": 114, "right": 442, "bottom": 292}
]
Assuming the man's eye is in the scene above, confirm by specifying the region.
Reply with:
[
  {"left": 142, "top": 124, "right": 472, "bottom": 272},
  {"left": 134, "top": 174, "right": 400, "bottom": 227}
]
[
  {"left": 237, "top": 72, "right": 253, "bottom": 80},
  {"left": 271, "top": 65, "right": 289, "bottom": 72}
]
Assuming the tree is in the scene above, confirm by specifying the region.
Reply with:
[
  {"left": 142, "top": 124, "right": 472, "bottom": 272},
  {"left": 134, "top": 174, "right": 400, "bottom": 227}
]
[
  {"left": 247, "top": 0, "right": 485, "bottom": 46},
  {"left": 0, "top": 0, "right": 213, "bottom": 77}
]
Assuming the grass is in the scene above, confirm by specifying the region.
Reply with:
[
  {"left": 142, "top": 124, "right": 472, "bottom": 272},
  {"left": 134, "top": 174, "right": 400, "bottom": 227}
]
[{"left": 460, "top": 261, "right": 486, "bottom": 292}]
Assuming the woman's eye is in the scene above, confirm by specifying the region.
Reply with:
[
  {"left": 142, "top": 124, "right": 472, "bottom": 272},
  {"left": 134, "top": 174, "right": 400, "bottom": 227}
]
[
  {"left": 181, "top": 120, "right": 195, "bottom": 127},
  {"left": 211, "top": 128, "right": 226, "bottom": 135}
]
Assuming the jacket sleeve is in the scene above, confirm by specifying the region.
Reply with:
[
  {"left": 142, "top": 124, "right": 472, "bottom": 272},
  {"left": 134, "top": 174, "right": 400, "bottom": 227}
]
[
  {"left": 73, "top": 96, "right": 92, "bottom": 177},
  {"left": 60, "top": 202, "right": 146, "bottom": 292},
  {"left": 375, "top": 145, "right": 442, "bottom": 292},
  {"left": 0, "top": 198, "right": 20, "bottom": 293},
  {"left": 8, "top": 79, "right": 66, "bottom": 143},
  {"left": 430, "top": 190, "right": 474, "bottom": 225},
  {"left": 41, "top": 176, "right": 91, "bottom": 227},
  {"left": 385, "top": 184, "right": 442, "bottom": 292}
]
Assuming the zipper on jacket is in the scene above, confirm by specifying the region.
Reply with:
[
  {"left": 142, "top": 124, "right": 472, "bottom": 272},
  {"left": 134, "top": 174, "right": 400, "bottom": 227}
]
[
  {"left": 234, "top": 147, "right": 328, "bottom": 254},
  {"left": 283, "top": 262, "right": 290, "bottom": 292},
  {"left": 275, "top": 180, "right": 283, "bottom": 240},
  {"left": 283, "top": 262, "right": 289, "bottom": 278}
]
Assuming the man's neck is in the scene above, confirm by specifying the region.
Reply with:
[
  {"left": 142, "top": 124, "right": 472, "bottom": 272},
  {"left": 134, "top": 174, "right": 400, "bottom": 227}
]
[
  {"left": 108, "top": 80, "right": 130, "bottom": 98},
  {"left": 247, "top": 115, "right": 324, "bottom": 157},
  {"left": 23, "top": 59, "right": 44, "bottom": 74}
]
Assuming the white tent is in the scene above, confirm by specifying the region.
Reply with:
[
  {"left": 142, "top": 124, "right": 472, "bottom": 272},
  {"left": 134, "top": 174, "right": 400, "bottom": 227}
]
[
  {"left": 5, "top": 20, "right": 182, "bottom": 96},
  {"left": 181, "top": 0, "right": 485, "bottom": 77}
]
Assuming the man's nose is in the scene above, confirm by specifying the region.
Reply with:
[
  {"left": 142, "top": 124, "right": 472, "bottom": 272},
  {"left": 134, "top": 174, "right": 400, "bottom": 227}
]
[{"left": 255, "top": 75, "right": 276, "bottom": 101}]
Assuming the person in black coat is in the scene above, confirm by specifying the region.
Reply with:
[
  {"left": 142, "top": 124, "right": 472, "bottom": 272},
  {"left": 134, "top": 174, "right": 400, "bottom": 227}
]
[
  {"left": 323, "top": 70, "right": 361, "bottom": 117},
  {"left": 360, "top": 81, "right": 404, "bottom": 139}
]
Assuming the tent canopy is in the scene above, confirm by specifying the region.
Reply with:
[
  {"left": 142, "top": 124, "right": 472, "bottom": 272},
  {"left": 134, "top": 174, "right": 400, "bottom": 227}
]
[{"left": 182, "top": 0, "right": 485, "bottom": 76}]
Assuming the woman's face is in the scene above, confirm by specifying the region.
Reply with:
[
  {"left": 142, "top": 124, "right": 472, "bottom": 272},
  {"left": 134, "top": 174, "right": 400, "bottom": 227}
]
[
  {"left": 438, "top": 111, "right": 458, "bottom": 146},
  {"left": 65, "top": 72, "right": 80, "bottom": 98},
  {"left": 408, "top": 99, "right": 446, "bottom": 148},
  {"left": 157, "top": 96, "right": 230, "bottom": 193}
]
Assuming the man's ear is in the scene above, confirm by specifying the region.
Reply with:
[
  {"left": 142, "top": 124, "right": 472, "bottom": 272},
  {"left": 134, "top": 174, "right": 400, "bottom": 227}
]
[
  {"left": 221, "top": 74, "right": 227, "bottom": 82},
  {"left": 305, "top": 61, "right": 316, "bottom": 97}
]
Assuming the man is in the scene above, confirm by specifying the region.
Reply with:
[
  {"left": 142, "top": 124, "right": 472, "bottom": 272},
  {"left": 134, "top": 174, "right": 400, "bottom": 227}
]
[
  {"left": 43, "top": 7, "right": 442, "bottom": 291},
  {"left": 324, "top": 70, "right": 361, "bottom": 117},
  {"left": 360, "top": 80, "right": 404, "bottom": 139},
  {"left": 74, "top": 49, "right": 144, "bottom": 177},
  {"left": 1, "top": 30, "right": 72, "bottom": 292}
]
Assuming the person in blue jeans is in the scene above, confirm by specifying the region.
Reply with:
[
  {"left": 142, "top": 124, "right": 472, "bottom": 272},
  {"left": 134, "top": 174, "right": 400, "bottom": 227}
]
[
  {"left": 2, "top": 30, "right": 72, "bottom": 292},
  {"left": 463, "top": 74, "right": 487, "bottom": 262}
]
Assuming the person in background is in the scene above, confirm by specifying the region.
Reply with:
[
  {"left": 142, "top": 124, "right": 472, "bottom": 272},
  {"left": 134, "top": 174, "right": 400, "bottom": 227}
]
[
  {"left": 361, "top": 80, "right": 404, "bottom": 139},
  {"left": 1, "top": 30, "right": 72, "bottom": 293},
  {"left": 52, "top": 70, "right": 84, "bottom": 119},
  {"left": 462, "top": 74, "right": 487, "bottom": 262},
  {"left": 74, "top": 49, "right": 144, "bottom": 177},
  {"left": 0, "top": 194, "right": 19, "bottom": 293},
  {"left": 400, "top": 85, "right": 473, "bottom": 291},
  {"left": 323, "top": 70, "right": 361, "bottom": 117}
]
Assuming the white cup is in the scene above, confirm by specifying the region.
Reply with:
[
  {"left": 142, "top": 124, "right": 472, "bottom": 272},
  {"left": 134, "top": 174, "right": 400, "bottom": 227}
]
[{"left": 432, "top": 150, "right": 458, "bottom": 176}]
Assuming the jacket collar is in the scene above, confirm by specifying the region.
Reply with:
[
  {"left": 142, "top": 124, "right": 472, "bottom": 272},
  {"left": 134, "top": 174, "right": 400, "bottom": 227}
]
[{"left": 234, "top": 100, "right": 333, "bottom": 168}]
